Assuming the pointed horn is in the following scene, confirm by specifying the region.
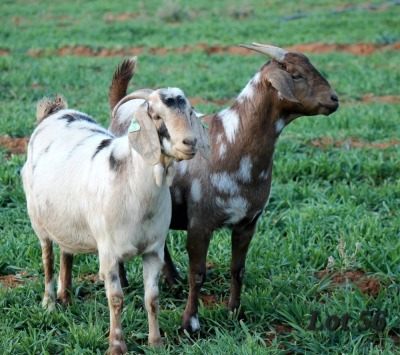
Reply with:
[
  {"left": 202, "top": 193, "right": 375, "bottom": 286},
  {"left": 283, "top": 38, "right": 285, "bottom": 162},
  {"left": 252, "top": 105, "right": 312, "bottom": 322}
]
[
  {"left": 239, "top": 42, "right": 288, "bottom": 62},
  {"left": 112, "top": 89, "right": 154, "bottom": 119}
]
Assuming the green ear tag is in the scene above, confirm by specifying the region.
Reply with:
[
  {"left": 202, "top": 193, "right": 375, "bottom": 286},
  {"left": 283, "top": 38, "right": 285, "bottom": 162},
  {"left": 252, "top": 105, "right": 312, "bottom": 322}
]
[
  {"left": 197, "top": 116, "right": 208, "bottom": 129},
  {"left": 128, "top": 117, "right": 141, "bottom": 132}
]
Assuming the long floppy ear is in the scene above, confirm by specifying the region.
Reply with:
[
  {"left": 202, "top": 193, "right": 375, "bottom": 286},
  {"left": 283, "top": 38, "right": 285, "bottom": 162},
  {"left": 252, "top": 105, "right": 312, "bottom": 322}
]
[
  {"left": 128, "top": 102, "right": 161, "bottom": 165},
  {"left": 266, "top": 68, "right": 300, "bottom": 103},
  {"left": 239, "top": 43, "right": 299, "bottom": 103},
  {"left": 189, "top": 110, "right": 211, "bottom": 160}
]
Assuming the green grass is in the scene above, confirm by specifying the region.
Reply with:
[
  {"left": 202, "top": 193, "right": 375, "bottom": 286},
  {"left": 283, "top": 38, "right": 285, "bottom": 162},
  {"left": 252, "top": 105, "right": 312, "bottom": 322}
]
[{"left": 0, "top": 0, "right": 399, "bottom": 354}]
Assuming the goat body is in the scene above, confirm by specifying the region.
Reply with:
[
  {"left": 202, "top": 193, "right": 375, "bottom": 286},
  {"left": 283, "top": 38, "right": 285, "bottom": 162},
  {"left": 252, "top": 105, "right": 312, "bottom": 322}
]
[
  {"left": 22, "top": 57, "right": 208, "bottom": 353},
  {"left": 165, "top": 44, "right": 339, "bottom": 332}
]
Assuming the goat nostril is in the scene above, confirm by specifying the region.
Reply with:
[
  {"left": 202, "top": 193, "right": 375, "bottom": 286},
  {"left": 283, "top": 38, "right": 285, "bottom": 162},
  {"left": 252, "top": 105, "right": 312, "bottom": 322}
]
[
  {"left": 183, "top": 138, "right": 197, "bottom": 148},
  {"left": 331, "top": 94, "right": 339, "bottom": 102}
]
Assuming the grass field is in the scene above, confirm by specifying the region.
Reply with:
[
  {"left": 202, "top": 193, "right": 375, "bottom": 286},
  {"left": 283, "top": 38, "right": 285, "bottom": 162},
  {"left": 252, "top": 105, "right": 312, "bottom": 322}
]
[{"left": 0, "top": 1, "right": 399, "bottom": 354}]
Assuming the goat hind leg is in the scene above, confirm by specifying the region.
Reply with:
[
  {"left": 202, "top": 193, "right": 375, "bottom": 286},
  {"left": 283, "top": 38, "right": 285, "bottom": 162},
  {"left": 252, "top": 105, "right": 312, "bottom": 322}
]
[
  {"left": 57, "top": 250, "right": 73, "bottom": 305},
  {"left": 40, "top": 238, "right": 56, "bottom": 309},
  {"left": 162, "top": 242, "right": 184, "bottom": 289},
  {"left": 118, "top": 261, "right": 129, "bottom": 289}
]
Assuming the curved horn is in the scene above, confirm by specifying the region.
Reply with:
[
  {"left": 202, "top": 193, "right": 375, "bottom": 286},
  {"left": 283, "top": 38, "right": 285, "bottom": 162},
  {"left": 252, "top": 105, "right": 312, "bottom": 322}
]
[
  {"left": 112, "top": 89, "right": 154, "bottom": 119},
  {"left": 239, "top": 42, "right": 288, "bottom": 62}
]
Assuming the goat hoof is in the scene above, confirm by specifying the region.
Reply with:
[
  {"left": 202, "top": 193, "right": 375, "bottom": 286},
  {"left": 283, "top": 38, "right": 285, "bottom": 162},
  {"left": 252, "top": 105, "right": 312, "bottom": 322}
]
[
  {"left": 42, "top": 296, "right": 56, "bottom": 310},
  {"left": 107, "top": 340, "right": 128, "bottom": 355},
  {"left": 181, "top": 314, "right": 201, "bottom": 334},
  {"left": 57, "top": 293, "right": 72, "bottom": 306},
  {"left": 149, "top": 337, "right": 163, "bottom": 347},
  {"left": 228, "top": 307, "right": 246, "bottom": 322}
]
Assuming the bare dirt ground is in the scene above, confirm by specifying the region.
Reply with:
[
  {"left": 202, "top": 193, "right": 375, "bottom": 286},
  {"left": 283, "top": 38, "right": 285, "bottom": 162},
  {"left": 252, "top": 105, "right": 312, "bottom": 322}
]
[
  {"left": 316, "top": 269, "right": 383, "bottom": 298},
  {"left": 308, "top": 137, "right": 400, "bottom": 150},
  {"left": 0, "top": 136, "right": 29, "bottom": 155},
  {"left": 16, "top": 41, "right": 399, "bottom": 58}
]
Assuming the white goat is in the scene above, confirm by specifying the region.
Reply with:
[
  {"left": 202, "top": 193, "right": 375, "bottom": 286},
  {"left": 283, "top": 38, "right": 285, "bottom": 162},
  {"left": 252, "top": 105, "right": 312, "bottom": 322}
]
[{"left": 22, "top": 57, "right": 210, "bottom": 353}]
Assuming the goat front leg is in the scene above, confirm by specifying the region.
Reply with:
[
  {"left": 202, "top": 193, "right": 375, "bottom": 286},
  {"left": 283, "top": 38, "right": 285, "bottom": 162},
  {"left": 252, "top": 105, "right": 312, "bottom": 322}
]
[
  {"left": 181, "top": 228, "right": 212, "bottom": 333},
  {"left": 228, "top": 222, "right": 257, "bottom": 312},
  {"left": 40, "top": 238, "right": 56, "bottom": 309},
  {"left": 57, "top": 250, "right": 73, "bottom": 306},
  {"left": 142, "top": 252, "right": 163, "bottom": 346},
  {"left": 99, "top": 253, "right": 127, "bottom": 355}
]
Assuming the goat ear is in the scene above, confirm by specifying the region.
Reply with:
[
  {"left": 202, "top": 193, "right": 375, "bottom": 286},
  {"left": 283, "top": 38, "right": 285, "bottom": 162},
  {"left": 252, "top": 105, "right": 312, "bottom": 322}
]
[
  {"left": 189, "top": 110, "right": 211, "bottom": 160},
  {"left": 128, "top": 103, "right": 161, "bottom": 165},
  {"left": 266, "top": 68, "right": 300, "bottom": 103}
]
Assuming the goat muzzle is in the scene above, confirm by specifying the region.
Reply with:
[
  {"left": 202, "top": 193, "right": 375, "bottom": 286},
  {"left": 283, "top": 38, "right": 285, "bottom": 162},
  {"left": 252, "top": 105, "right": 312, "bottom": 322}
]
[{"left": 175, "top": 139, "right": 198, "bottom": 160}]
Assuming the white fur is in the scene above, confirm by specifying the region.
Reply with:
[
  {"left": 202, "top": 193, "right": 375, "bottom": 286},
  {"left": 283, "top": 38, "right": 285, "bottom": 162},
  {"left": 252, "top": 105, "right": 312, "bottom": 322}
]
[
  {"left": 220, "top": 108, "right": 240, "bottom": 143},
  {"left": 190, "top": 179, "right": 202, "bottom": 202},
  {"left": 237, "top": 82, "right": 254, "bottom": 103},
  {"left": 252, "top": 71, "right": 261, "bottom": 84},
  {"left": 219, "top": 143, "right": 227, "bottom": 158},
  {"left": 259, "top": 167, "right": 270, "bottom": 180},
  {"left": 189, "top": 315, "right": 200, "bottom": 332},
  {"left": 23, "top": 109, "right": 171, "bottom": 257},
  {"left": 210, "top": 172, "right": 239, "bottom": 194},
  {"left": 22, "top": 96, "right": 195, "bottom": 348},
  {"left": 172, "top": 187, "right": 182, "bottom": 204},
  {"left": 275, "top": 118, "right": 285, "bottom": 134},
  {"left": 154, "top": 164, "right": 165, "bottom": 187},
  {"left": 236, "top": 156, "right": 252, "bottom": 183},
  {"left": 177, "top": 160, "right": 188, "bottom": 175},
  {"left": 216, "top": 196, "right": 249, "bottom": 224}
]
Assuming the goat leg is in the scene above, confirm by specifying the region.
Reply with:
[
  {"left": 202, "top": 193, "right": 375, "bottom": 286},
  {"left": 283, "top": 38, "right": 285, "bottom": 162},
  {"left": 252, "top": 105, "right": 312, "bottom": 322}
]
[
  {"left": 162, "top": 242, "right": 184, "bottom": 289},
  {"left": 118, "top": 261, "right": 129, "bottom": 289},
  {"left": 142, "top": 252, "right": 163, "bottom": 346},
  {"left": 181, "top": 228, "right": 212, "bottom": 333},
  {"left": 40, "top": 237, "right": 56, "bottom": 309},
  {"left": 100, "top": 253, "right": 127, "bottom": 355},
  {"left": 228, "top": 223, "right": 257, "bottom": 313},
  {"left": 57, "top": 250, "right": 74, "bottom": 306}
]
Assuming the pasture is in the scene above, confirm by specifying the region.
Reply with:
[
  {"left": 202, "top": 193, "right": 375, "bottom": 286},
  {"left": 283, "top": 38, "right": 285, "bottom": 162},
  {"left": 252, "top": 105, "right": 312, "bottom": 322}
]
[{"left": 0, "top": 0, "right": 399, "bottom": 353}]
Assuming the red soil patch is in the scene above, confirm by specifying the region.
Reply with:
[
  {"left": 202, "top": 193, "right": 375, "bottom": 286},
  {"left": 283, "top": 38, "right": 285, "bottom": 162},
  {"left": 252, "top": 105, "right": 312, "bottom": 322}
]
[
  {"left": 0, "top": 136, "right": 29, "bottom": 155},
  {"left": 199, "top": 293, "right": 228, "bottom": 309},
  {"left": 317, "top": 269, "right": 383, "bottom": 297},
  {"left": 26, "top": 42, "right": 400, "bottom": 58},
  {"left": 0, "top": 49, "right": 10, "bottom": 56},
  {"left": 78, "top": 273, "right": 100, "bottom": 284},
  {"left": 0, "top": 273, "right": 35, "bottom": 288},
  {"left": 12, "top": 17, "right": 25, "bottom": 24},
  {"left": 309, "top": 137, "right": 400, "bottom": 150},
  {"left": 103, "top": 13, "right": 139, "bottom": 23},
  {"left": 0, "top": 275, "right": 24, "bottom": 288},
  {"left": 287, "top": 42, "right": 400, "bottom": 55},
  {"left": 189, "top": 97, "right": 231, "bottom": 107},
  {"left": 361, "top": 94, "right": 400, "bottom": 104}
]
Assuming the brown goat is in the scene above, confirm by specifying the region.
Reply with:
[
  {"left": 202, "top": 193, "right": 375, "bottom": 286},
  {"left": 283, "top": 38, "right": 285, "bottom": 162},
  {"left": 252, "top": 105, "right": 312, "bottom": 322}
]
[{"left": 112, "top": 43, "right": 339, "bottom": 333}]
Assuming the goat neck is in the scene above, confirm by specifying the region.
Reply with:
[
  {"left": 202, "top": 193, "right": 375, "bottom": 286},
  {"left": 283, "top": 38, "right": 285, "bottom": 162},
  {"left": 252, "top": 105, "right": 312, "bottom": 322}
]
[{"left": 210, "top": 68, "right": 285, "bottom": 172}]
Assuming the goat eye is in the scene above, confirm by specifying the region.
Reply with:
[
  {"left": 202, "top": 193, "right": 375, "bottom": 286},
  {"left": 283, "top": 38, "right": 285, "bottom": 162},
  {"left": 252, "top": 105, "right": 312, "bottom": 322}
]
[
  {"left": 292, "top": 74, "right": 302, "bottom": 80},
  {"left": 154, "top": 115, "right": 162, "bottom": 120}
]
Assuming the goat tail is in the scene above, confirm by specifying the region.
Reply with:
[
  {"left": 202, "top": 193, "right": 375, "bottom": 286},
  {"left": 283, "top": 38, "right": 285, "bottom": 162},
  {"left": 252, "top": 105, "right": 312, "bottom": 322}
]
[
  {"left": 36, "top": 94, "right": 68, "bottom": 124},
  {"left": 109, "top": 56, "right": 137, "bottom": 112}
]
